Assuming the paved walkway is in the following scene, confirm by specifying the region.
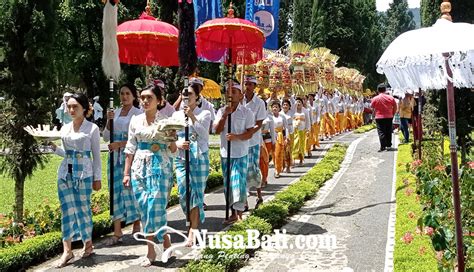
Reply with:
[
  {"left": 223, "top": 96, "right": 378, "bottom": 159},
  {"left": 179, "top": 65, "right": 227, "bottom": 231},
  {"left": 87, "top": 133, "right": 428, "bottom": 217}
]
[
  {"left": 241, "top": 130, "right": 398, "bottom": 272},
  {"left": 32, "top": 132, "right": 384, "bottom": 271}
]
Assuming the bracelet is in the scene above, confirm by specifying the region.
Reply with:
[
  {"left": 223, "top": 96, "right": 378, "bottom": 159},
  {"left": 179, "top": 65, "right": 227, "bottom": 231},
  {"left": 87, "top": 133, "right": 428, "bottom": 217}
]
[{"left": 124, "top": 174, "right": 130, "bottom": 177}]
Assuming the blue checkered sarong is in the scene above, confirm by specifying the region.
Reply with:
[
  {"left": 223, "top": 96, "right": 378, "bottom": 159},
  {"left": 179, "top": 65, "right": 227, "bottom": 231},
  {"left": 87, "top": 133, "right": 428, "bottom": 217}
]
[
  {"left": 58, "top": 150, "right": 94, "bottom": 242},
  {"left": 221, "top": 155, "right": 248, "bottom": 210},
  {"left": 132, "top": 142, "right": 171, "bottom": 241},
  {"left": 108, "top": 131, "right": 140, "bottom": 224},
  {"left": 247, "top": 144, "right": 262, "bottom": 189},
  {"left": 175, "top": 136, "right": 209, "bottom": 223}
]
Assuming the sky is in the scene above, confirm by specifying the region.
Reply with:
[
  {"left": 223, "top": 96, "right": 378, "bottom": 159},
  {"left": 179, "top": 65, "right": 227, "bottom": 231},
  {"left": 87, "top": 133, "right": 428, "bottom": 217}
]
[{"left": 376, "top": 0, "right": 420, "bottom": 11}]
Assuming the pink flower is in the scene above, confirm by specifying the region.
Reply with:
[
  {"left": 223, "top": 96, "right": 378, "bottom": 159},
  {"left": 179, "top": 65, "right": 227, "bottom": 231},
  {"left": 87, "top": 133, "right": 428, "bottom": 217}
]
[
  {"left": 407, "top": 211, "right": 416, "bottom": 219},
  {"left": 436, "top": 251, "right": 444, "bottom": 261},
  {"left": 403, "top": 178, "right": 409, "bottom": 186},
  {"left": 405, "top": 187, "right": 414, "bottom": 197},
  {"left": 424, "top": 226, "right": 434, "bottom": 236},
  {"left": 415, "top": 226, "right": 422, "bottom": 235},
  {"left": 434, "top": 165, "right": 445, "bottom": 172},
  {"left": 419, "top": 246, "right": 427, "bottom": 255},
  {"left": 401, "top": 232, "right": 414, "bottom": 244},
  {"left": 467, "top": 161, "right": 474, "bottom": 169},
  {"left": 415, "top": 195, "right": 421, "bottom": 202},
  {"left": 411, "top": 160, "right": 422, "bottom": 170}
]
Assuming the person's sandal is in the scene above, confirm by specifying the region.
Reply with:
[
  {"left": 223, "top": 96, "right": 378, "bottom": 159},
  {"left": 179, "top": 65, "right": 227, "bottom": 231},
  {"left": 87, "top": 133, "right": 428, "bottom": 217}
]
[
  {"left": 255, "top": 198, "right": 263, "bottom": 209},
  {"left": 106, "top": 235, "right": 123, "bottom": 246},
  {"left": 140, "top": 255, "right": 156, "bottom": 267},
  {"left": 55, "top": 252, "right": 74, "bottom": 268},
  {"left": 80, "top": 244, "right": 94, "bottom": 258}
]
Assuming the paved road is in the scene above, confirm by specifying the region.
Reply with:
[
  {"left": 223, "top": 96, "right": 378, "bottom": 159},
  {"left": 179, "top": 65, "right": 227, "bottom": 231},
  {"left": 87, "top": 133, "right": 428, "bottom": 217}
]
[
  {"left": 31, "top": 131, "right": 362, "bottom": 272},
  {"left": 241, "top": 130, "right": 397, "bottom": 272}
]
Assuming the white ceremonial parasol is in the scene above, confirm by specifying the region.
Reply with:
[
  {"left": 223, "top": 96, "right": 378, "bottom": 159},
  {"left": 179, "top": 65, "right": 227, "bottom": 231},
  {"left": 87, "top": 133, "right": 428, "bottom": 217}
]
[{"left": 376, "top": 2, "right": 473, "bottom": 271}]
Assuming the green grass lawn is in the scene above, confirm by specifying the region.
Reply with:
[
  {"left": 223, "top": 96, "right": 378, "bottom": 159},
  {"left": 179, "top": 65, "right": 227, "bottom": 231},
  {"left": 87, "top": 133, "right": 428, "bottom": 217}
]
[
  {"left": 393, "top": 137, "right": 438, "bottom": 271},
  {"left": 0, "top": 153, "right": 109, "bottom": 214}
]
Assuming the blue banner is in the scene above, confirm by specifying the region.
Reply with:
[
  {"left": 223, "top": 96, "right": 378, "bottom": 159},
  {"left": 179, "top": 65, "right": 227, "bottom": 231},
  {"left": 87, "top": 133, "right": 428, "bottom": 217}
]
[
  {"left": 245, "top": 0, "right": 280, "bottom": 49},
  {"left": 193, "top": 0, "right": 223, "bottom": 29}
]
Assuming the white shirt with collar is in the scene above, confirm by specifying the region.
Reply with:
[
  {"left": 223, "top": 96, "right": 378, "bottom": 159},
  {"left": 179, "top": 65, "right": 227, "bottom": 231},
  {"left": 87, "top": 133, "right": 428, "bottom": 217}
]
[
  {"left": 159, "top": 101, "right": 176, "bottom": 117},
  {"left": 179, "top": 96, "right": 216, "bottom": 122},
  {"left": 54, "top": 119, "right": 101, "bottom": 181},
  {"left": 214, "top": 104, "right": 255, "bottom": 158},
  {"left": 172, "top": 107, "right": 211, "bottom": 159},
  {"left": 243, "top": 93, "right": 267, "bottom": 147},
  {"left": 103, "top": 106, "right": 143, "bottom": 142}
]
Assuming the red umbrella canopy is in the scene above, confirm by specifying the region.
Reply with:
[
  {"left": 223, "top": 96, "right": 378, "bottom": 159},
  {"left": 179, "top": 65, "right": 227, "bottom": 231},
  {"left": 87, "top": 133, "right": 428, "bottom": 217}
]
[
  {"left": 195, "top": 8, "right": 265, "bottom": 65},
  {"left": 117, "top": 12, "right": 179, "bottom": 67}
]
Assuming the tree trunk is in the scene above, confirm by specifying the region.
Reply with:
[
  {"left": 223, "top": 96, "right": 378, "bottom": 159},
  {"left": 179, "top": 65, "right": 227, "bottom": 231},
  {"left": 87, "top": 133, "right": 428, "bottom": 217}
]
[{"left": 14, "top": 179, "right": 25, "bottom": 221}]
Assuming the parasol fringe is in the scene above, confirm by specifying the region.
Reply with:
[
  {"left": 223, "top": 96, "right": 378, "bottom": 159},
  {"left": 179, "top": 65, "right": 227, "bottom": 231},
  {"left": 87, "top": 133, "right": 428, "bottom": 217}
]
[{"left": 102, "top": 0, "right": 120, "bottom": 80}]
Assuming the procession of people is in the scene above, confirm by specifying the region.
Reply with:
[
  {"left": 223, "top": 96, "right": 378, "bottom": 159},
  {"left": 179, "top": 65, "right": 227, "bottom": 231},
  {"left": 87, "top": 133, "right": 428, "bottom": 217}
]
[{"left": 48, "top": 72, "right": 372, "bottom": 267}]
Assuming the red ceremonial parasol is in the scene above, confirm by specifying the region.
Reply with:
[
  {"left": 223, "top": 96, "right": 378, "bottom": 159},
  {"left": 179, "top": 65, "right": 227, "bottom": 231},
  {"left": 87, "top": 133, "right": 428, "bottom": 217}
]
[
  {"left": 195, "top": 3, "right": 264, "bottom": 221},
  {"left": 195, "top": 5, "right": 265, "bottom": 65},
  {"left": 117, "top": 11, "right": 179, "bottom": 66}
]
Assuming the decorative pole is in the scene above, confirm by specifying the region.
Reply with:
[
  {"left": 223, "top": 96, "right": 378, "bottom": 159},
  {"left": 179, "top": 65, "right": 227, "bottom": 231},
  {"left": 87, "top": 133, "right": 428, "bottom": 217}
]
[
  {"left": 225, "top": 3, "right": 235, "bottom": 221},
  {"left": 178, "top": 0, "right": 197, "bottom": 227},
  {"left": 101, "top": 0, "right": 121, "bottom": 216},
  {"left": 441, "top": 1, "right": 464, "bottom": 271}
]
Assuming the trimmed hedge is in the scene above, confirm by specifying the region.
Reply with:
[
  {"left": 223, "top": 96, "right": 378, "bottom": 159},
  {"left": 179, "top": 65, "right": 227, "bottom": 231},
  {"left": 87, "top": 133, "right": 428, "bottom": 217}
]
[
  {"left": 0, "top": 232, "right": 62, "bottom": 271},
  {"left": 185, "top": 144, "right": 348, "bottom": 271},
  {"left": 0, "top": 172, "right": 224, "bottom": 271},
  {"left": 354, "top": 123, "right": 376, "bottom": 133}
]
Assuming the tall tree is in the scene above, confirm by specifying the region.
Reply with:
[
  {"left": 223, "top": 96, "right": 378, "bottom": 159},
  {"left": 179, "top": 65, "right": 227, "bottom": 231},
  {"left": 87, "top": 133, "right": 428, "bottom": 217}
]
[
  {"left": 278, "top": 0, "right": 294, "bottom": 48},
  {"left": 310, "top": 0, "right": 326, "bottom": 47},
  {"left": 420, "top": 0, "right": 441, "bottom": 27},
  {"left": 382, "top": 0, "right": 416, "bottom": 49},
  {"left": 0, "top": 0, "right": 57, "bottom": 220},
  {"left": 292, "top": 0, "right": 312, "bottom": 43},
  {"left": 308, "top": 0, "right": 383, "bottom": 87}
]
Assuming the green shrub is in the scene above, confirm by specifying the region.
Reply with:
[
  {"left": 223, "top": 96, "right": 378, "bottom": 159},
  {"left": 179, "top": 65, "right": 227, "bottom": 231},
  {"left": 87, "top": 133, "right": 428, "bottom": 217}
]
[
  {"left": 200, "top": 231, "right": 247, "bottom": 270},
  {"left": 288, "top": 180, "right": 317, "bottom": 200},
  {"left": 354, "top": 123, "right": 376, "bottom": 133},
  {"left": 183, "top": 260, "right": 225, "bottom": 272},
  {"left": 0, "top": 231, "right": 62, "bottom": 272},
  {"left": 274, "top": 190, "right": 305, "bottom": 214},
  {"left": 206, "top": 172, "right": 223, "bottom": 192},
  {"left": 92, "top": 211, "right": 113, "bottom": 239},
  {"left": 168, "top": 186, "right": 179, "bottom": 207},
  {"left": 229, "top": 216, "right": 272, "bottom": 235},
  {"left": 252, "top": 202, "right": 289, "bottom": 229}
]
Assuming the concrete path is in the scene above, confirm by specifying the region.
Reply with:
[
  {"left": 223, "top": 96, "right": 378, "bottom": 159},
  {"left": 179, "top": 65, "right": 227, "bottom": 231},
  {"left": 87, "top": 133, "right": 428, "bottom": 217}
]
[
  {"left": 31, "top": 132, "right": 360, "bottom": 272},
  {"left": 241, "top": 130, "right": 398, "bottom": 272}
]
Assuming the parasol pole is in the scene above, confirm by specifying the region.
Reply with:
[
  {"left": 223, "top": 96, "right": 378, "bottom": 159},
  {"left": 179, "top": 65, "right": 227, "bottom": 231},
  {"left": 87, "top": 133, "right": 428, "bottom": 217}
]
[
  {"left": 443, "top": 52, "right": 465, "bottom": 272},
  {"left": 177, "top": 0, "right": 197, "bottom": 229},
  {"left": 183, "top": 77, "right": 191, "bottom": 227},
  {"left": 440, "top": 2, "right": 464, "bottom": 270},
  {"left": 101, "top": 0, "right": 120, "bottom": 217},
  {"left": 225, "top": 45, "right": 233, "bottom": 221},
  {"left": 417, "top": 88, "right": 422, "bottom": 160}
]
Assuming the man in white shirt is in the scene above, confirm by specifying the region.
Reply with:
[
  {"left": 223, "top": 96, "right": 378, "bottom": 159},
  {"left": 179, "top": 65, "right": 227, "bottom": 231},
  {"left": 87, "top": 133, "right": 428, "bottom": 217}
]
[
  {"left": 174, "top": 77, "right": 216, "bottom": 133},
  {"left": 214, "top": 82, "right": 254, "bottom": 224},
  {"left": 93, "top": 96, "right": 104, "bottom": 128},
  {"left": 242, "top": 75, "right": 267, "bottom": 203}
]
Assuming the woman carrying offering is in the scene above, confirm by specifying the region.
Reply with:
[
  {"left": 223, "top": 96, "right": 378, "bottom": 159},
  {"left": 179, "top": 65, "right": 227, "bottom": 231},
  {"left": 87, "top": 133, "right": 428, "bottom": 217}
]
[
  {"left": 123, "top": 84, "right": 177, "bottom": 267},
  {"left": 51, "top": 93, "right": 101, "bottom": 268}
]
